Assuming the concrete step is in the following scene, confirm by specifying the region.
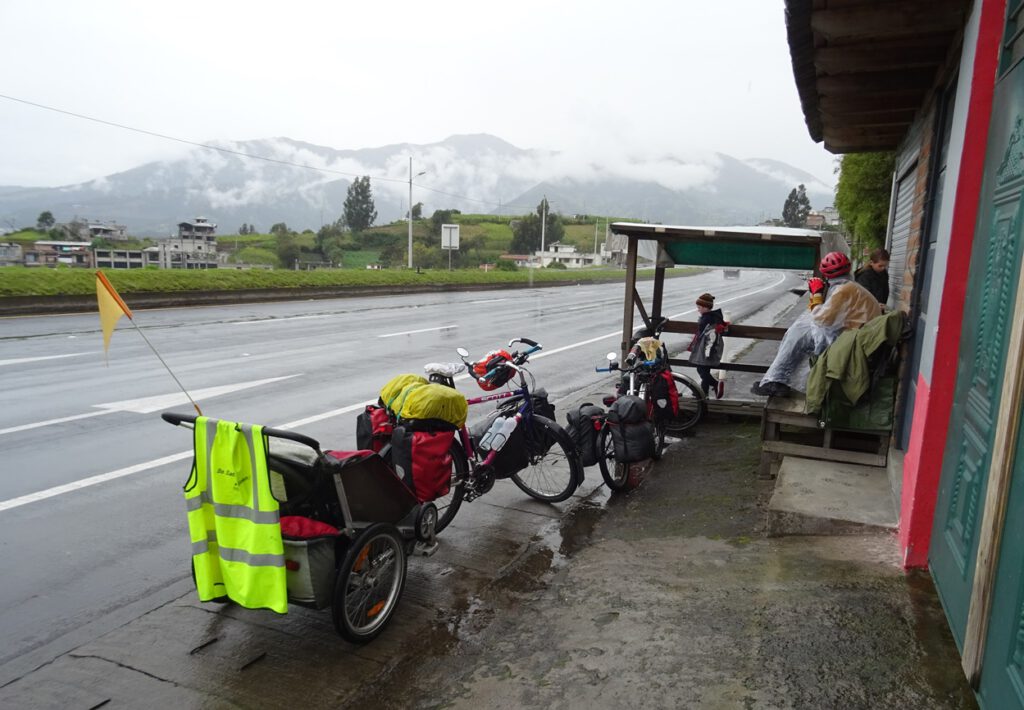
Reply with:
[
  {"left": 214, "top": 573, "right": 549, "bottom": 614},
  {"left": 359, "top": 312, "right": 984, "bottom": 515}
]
[{"left": 767, "top": 455, "right": 898, "bottom": 536}]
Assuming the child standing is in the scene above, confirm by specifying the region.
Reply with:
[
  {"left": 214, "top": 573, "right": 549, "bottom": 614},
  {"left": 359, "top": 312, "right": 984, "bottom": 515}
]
[
  {"left": 855, "top": 247, "right": 890, "bottom": 306},
  {"left": 690, "top": 293, "right": 726, "bottom": 399}
]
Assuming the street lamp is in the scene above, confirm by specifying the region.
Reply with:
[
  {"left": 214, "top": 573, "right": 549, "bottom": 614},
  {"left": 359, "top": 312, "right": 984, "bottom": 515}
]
[{"left": 408, "top": 157, "right": 426, "bottom": 269}]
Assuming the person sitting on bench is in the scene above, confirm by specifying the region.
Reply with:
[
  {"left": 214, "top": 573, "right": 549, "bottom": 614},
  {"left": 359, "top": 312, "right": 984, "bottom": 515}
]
[{"left": 751, "top": 251, "right": 881, "bottom": 398}]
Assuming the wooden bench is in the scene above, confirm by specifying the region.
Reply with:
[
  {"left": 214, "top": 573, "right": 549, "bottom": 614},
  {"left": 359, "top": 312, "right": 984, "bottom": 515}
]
[{"left": 759, "top": 392, "right": 890, "bottom": 478}]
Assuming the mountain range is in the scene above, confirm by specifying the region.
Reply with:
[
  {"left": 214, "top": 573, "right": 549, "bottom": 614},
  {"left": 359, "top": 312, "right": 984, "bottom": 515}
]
[{"left": 0, "top": 134, "right": 833, "bottom": 236}]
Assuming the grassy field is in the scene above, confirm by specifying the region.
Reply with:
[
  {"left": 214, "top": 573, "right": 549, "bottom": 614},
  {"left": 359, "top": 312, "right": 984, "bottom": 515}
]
[{"left": 0, "top": 265, "right": 700, "bottom": 298}]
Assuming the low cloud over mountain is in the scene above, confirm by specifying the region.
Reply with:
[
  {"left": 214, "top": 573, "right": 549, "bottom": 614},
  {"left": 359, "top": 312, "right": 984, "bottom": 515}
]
[{"left": 0, "top": 134, "right": 834, "bottom": 236}]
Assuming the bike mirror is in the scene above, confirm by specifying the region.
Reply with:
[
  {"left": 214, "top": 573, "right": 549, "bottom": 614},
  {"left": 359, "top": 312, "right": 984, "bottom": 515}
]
[
  {"left": 606, "top": 352, "right": 617, "bottom": 361},
  {"left": 456, "top": 347, "right": 470, "bottom": 358}
]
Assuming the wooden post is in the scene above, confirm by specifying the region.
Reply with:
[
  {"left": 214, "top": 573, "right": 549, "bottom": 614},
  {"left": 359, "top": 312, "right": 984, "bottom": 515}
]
[
  {"left": 621, "top": 236, "right": 639, "bottom": 360},
  {"left": 961, "top": 261, "right": 1024, "bottom": 684},
  {"left": 653, "top": 265, "right": 665, "bottom": 321}
]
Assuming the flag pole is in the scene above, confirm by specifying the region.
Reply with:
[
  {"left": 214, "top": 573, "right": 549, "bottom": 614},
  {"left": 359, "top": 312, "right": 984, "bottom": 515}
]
[
  {"left": 127, "top": 319, "right": 203, "bottom": 416},
  {"left": 96, "top": 270, "right": 202, "bottom": 416}
]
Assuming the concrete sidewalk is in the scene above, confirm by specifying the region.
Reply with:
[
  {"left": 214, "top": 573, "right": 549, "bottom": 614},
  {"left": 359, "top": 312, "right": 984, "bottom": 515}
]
[{"left": 350, "top": 419, "right": 976, "bottom": 709}]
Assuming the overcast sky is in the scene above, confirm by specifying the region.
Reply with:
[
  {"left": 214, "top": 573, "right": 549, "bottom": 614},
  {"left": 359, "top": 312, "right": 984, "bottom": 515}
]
[{"left": 0, "top": 1, "right": 837, "bottom": 190}]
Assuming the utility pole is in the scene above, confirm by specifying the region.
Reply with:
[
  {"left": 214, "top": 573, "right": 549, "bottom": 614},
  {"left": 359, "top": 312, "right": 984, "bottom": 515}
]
[
  {"left": 408, "top": 157, "right": 426, "bottom": 269},
  {"left": 540, "top": 195, "right": 547, "bottom": 255}
]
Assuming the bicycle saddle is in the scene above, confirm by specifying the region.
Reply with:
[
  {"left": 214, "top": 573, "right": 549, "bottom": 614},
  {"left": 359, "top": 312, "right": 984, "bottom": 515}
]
[{"left": 424, "top": 362, "right": 465, "bottom": 377}]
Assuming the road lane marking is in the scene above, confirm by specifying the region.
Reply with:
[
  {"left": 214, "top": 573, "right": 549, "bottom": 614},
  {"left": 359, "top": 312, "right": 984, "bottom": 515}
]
[
  {"left": 0, "top": 410, "right": 113, "bottom": 435},
  {"left": 231, "top": 314, "right": 330, "bottom": 326},
  {"left": 469, "top": 298, "right": 507, "bottom": 304},
  {"left": 0, "top": 275, "right": 790, "bottom": 512},
  {"left": 0, "top": 352, "right": 94, "bottom": 366},
  {"left": 0, "top": 375, "right": 302, "bottom": 436},
  {"left": 378, "top": 325, "right": 458, "bottom": 338},
  {"left": 0, "top": 451, "right": 195, "bottom": 513}
]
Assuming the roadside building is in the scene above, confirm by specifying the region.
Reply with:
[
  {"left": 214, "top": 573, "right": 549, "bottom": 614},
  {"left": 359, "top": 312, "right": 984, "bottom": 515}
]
[
  {"left": 24, "top": 241, "right": 92, "bottom": 267},
  {"left": 93, "top": 247, "right": 157, "bottom": 269},
  {"left": 804, "top": 212, "right": 826, "bottom": 229},
  {"left": 157, "top": 217, "right": 219, "bottom": 269},
  {"left": 785, "top": 0, "right": 1024, "bottom": 702},
  {"left": 533, "top": 242, "right": 604, "bottom": 268},
  {"left": 87, "top": 221, "right": 128, "bottom": 241},
  {"left": 0, "top": 242, "right": 23, "bottom": 267}
]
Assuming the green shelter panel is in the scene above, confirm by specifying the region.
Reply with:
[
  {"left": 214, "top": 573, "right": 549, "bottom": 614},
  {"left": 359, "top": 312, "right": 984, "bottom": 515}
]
[{"left": 663, "top": 241, "right": 819, "bottom": 270}]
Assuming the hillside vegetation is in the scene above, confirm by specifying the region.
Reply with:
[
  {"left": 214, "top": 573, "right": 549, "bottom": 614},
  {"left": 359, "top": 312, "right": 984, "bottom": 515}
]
[{"left": 0, "top": 264, "right": 698, "bottom": 298}]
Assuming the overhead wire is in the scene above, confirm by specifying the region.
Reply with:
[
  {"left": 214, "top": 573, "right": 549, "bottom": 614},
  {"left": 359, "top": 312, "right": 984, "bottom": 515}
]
[{"left": 0, "top": 92, "right": 548, "bottom": 213}]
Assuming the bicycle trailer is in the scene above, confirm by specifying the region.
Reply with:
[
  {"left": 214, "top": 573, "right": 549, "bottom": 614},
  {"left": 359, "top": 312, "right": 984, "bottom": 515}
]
[{"left": 164, "top": 411, "right": 438, "bottom": 644}]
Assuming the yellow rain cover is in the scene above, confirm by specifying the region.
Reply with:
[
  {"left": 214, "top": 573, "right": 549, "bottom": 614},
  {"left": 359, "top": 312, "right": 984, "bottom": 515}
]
[
  {"left": 397, "top": 383, "right": 468, "bottom": 428},
  {"left": 380, "top": 373, "right": 429, "bottom": 410}
]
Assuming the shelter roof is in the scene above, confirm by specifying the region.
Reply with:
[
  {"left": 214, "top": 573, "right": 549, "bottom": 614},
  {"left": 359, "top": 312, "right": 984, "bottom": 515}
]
[{"left": 785, "top": 0, "right": 968, "bottom": 153}]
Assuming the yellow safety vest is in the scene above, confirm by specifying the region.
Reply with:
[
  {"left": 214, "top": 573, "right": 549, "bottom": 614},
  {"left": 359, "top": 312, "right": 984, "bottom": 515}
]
[{"left": 184, "top": 417, "right": 287, "bottom": 613}]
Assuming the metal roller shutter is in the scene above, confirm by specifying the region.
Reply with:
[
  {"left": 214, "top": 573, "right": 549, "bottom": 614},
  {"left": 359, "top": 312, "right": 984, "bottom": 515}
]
[{"left": 887, "top": 166, "right": 917, "bottom": 311}]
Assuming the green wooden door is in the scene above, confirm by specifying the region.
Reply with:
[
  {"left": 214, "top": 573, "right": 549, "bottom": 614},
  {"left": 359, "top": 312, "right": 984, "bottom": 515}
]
[
  {"left": 979, "top": 418, "right": 1024, "bottom": 706},
  {"left": 928, "top": 10, "right": 1024, "bottom": 650}
]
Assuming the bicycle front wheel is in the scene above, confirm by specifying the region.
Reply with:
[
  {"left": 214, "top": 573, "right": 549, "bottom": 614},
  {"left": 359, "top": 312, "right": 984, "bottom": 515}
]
[
  {"left": 665, "top": 373, "right": 705, "bottom": 434},
  {"left": 596, "top": 424, "right": 630, "bottom": 491},
  {"left": 510, "top": 415, "right": 582, "bottom": 503}
]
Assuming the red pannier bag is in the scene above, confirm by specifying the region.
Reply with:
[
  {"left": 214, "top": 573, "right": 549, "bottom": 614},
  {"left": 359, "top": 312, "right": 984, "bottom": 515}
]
[
  {"left": 355, "top": 404, "right": 394, "bottom": 453},
  {"left": 389, "top": 424, "right": 454, "bottom": 502}
]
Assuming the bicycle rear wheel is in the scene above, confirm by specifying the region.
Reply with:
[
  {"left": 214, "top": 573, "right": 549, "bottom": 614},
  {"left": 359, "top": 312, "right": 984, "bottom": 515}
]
[
  {"left": 510, "top": 415, "right": 582, "bottom": 503},
  {"left": 665, "top": 373, "right": 705, "bottom": 434},
  {"left": 433, "top": 439, "right": 468, "bottom": 534}
]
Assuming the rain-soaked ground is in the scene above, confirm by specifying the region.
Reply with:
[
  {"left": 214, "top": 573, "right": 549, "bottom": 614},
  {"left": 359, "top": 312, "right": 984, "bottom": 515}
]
[
  {"left": 0, "top": 294, "right": 977, "bottom": 708},
  {"left": 348, "top": 419, "right": 976, "bottom": 710}
]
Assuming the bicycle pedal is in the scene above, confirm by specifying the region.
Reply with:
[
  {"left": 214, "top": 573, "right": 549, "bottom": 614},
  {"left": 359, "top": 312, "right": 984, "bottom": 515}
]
[{"left": 414, "top": 540, "right": 439, "bottom": 557}]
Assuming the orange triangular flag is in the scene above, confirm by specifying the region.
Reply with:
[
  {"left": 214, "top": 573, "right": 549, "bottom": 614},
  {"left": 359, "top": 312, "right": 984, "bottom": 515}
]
[{"left": 96, "top": 270, "right": 133, "bottom": 355}]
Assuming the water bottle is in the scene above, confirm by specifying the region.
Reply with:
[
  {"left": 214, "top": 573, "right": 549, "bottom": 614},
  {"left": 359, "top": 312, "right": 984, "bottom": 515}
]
[
  {"left": 488, "top": 415, "right": 521, "bottom": 452},
  {"left": 478, "top": 416, "right": 506, "bottom": 451}
]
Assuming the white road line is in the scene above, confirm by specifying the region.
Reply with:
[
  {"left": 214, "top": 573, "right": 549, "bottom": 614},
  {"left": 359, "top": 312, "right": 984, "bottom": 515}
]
[
  {"left": 0, "top": 410, "right": 113, "bottom": 435},
  {"left": 378, "top": 325, "right": 458, "bottom": 338},
  {"left": 231, "top": 314, "right": 330, "bottom": 326},
  {"left": 469, "top": 298, "right": 508, "bottom": 304},
  {"left": 0, "top": 375, "right": 302, "bottom": 437},
  {"left": 0, "top": 275, "right": 791, "bottom": 513},
  {"left": 0, "top": 352, "right": 94, "bottom": 366},
  {"left": 0, "top": 451, "right": 195, "bottom": 513}
]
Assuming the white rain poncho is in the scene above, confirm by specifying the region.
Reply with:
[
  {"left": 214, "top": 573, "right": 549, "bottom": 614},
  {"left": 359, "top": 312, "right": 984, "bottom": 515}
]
[{"left": 761, "top": 277, "right": 881, "bottom": 388}]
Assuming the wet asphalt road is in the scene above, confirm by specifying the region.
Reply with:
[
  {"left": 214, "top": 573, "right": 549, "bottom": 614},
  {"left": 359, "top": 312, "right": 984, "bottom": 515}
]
[{"left": 0, "top": 270, "right": 798, "bottom": 684}]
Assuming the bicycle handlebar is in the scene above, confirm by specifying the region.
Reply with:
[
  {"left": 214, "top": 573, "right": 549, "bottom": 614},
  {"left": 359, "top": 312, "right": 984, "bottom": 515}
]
[{"left": 161, "top": 411, "right": 323, "bottom": 452}]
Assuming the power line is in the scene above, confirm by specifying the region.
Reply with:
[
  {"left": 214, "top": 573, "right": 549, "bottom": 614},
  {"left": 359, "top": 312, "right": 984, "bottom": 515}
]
[{"left": 0, "top": 93, "right": 544, "bottom": 212}]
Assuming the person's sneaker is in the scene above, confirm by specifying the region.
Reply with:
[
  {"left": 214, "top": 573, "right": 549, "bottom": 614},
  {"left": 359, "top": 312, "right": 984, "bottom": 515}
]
[
  {"left": 750, "top": 380, "right": 770, "bottom": 396},
  {"left": 715, "top": 380, "right": 725, "bottom": 399},
  {"left": 767, "top": 382, "right": 792, "bottom": 398}
]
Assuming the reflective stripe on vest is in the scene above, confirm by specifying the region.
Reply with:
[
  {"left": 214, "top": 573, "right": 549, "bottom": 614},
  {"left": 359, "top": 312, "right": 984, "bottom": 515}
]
[{"left": 183, "top": 417, "right": 287, "bottom": 614}]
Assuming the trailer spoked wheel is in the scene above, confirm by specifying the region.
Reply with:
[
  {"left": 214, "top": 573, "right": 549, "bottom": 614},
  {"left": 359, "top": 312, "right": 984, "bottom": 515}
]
[{"left": 332, "top": 523, "right": 407, "bottom": 643}]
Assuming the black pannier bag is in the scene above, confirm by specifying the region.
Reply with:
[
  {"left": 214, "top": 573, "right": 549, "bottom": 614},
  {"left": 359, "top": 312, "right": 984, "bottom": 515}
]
[
  {"left": 389, "top": 422, "right": 456, "bottom": 502},
  {"left": 607, "top": 396, "right": 655, "bottom": 463},
  {"left": 355, "top": 404, "right": 393, "bottom": 453},
  {"left": 471, "top": 411, "right": 529, "bottom": 479},
  {"left": 566, "top": 403, "right": 605, "bottom": 467}
]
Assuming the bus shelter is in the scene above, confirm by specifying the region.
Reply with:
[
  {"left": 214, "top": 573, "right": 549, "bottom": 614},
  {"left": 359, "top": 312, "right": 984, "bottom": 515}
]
[{"left": 610, "top": 222, "right": 836, "bottom": 382}]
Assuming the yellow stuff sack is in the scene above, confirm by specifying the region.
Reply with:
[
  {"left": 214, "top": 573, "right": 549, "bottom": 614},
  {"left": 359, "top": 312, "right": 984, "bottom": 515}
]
[
  {"left": 396, "top": 383, "right": 468, "bottom": 428},
  {"left": 380, "top": 374, "right": 429, "bottom": 411}
]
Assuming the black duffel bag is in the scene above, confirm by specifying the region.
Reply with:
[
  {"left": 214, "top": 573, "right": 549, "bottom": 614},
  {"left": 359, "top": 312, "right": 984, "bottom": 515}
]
[
  {"left": 607, "top": 395, "right": 655, "bottom": 463},
  {"left": 566, "top": 403, "right": 605, "bottom": 467}
]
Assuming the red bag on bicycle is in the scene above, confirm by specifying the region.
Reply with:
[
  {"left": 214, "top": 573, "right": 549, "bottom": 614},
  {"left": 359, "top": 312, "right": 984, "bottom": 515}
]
[
  {"left": 472, "top": 349, "right": 514, "bottom": 391},
  {"left": 355, "top": 405, "right": 393, "bottom": 453},
  {"left": 390, "top": 424, "right": 454, "bottom": 502},
  {"left": 648, "top": 371, "right": 679, "bottom": 418}
]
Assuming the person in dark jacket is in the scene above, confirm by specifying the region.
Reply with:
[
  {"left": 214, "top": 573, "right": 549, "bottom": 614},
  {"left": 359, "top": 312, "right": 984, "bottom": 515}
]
[
  {"left": 689, "top": 293, "right": 725, "bottom": 398},
  {"left": 855, "top": 248, "right": 890, "bottom": 306}
]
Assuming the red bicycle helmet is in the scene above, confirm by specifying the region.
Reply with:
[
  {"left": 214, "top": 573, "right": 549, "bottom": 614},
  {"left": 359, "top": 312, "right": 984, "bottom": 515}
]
[
  {"left": 819, "top": 251, "right": 851, "bottom": 278},
  {"left": 472, "top": 349, "right": 514, "bottom": 391}
]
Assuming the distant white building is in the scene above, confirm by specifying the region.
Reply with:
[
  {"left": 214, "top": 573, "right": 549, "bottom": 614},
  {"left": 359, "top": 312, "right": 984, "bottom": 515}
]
[
  {"left": 87, "top": 221, "right": 128, "bottom": 241},
  {"left": 533, "top": 242, "right": 604, "bottom": 268},
  {"left": 158, "top": 217, "right": 219, "bottom": 269}
]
